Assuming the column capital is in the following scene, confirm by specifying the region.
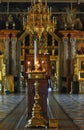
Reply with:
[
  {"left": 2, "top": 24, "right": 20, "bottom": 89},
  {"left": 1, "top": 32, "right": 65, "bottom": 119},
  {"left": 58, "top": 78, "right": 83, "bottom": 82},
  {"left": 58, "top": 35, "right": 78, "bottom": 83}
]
[
  {"left": 4, "top": 37, "right": 10, "bottom": 43},
  {"left": 62, "top": 37, "right": 68, "bottom": 43},
  {"left": 70, "top": 37, "right": 76, "bottom": 43},
  {"left": 11, "top": 37, "right": 17, "bottom": 43}
]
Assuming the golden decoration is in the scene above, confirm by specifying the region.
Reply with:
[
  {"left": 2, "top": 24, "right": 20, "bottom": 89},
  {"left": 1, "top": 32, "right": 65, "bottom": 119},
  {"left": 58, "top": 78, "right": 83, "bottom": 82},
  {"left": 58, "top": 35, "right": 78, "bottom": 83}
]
[{"left": 23, "top": 0, "right": 56, "bottom": 39}]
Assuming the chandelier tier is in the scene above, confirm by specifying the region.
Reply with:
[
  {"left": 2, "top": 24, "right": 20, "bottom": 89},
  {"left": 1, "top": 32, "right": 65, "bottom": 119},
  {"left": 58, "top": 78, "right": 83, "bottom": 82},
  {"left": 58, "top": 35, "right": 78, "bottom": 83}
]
[{"left": 23, "top": 0, "right": 56, "bottom": 39}]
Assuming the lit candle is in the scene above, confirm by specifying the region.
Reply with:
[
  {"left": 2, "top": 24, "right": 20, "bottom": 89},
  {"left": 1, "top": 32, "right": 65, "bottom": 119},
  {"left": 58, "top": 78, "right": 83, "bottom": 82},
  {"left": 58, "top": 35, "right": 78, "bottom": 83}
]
[
  {"left": 42, "top": 60, "right": 44, "bottom": 64},
  {"left": 37, "top": 64, "right": 40, "bottom": 69},
  {"left": 28, "top": 61, "right": 30, "bottom": 65},
  {"left": 34, "top": 40, "right": 37, "bottom": 66}
]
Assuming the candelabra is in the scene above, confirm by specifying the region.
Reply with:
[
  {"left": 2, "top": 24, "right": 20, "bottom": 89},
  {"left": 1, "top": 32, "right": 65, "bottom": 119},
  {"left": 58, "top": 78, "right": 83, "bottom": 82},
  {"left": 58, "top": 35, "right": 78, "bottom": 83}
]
[
  {"left": 23, "top": 0, "right": 56, "bottom": 68},
  {"left": 23, "top": 0, "right": 56, "bottom": 39},
  {"left": 24, "top": 0, "right": 56, "bottom": 128}
]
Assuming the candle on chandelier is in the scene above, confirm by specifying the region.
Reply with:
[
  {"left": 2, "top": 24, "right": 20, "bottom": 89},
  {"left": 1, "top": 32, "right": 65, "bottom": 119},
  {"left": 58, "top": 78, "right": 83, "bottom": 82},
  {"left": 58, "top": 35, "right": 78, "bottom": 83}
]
[
  {"left": 45, "top": 0, "right": 47, "bottom": 6},
  {"left": 48, "top": 7, "right": 49, "bottom": 13},
  {"left": 34, "top": 0, "right": 35, "bottom": 4},
  {"left": 53, "top": 16, "right": 55, "bottom": 23}
]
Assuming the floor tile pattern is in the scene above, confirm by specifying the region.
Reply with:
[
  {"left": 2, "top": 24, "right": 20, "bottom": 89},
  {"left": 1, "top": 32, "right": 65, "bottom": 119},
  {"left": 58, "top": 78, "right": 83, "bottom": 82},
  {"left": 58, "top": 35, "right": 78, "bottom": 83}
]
[
  {"left": 0, "top": 92, "right": 81, "bottom": 130},
  {"left": 0, "top": 92, "right": 76, "bottom": 130},
  {"left": 0, "top": 94, "right": 24, "bottom": 121},
  {"left": 53, "top": 94, "right": 84, "bottom": 130}
]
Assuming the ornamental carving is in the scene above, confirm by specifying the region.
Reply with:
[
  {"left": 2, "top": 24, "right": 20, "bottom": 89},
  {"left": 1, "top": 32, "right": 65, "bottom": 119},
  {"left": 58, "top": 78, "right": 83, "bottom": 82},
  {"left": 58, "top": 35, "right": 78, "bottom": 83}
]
[{"left": 60, "top": 7, "right": 82, "bottom": 30}]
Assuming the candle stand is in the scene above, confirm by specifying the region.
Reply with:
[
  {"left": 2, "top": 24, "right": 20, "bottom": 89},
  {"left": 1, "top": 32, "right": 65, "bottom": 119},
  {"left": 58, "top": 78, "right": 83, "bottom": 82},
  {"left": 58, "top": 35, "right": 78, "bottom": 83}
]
[{"left": 25, "top": 71, "right": 47, "bottom": 128}]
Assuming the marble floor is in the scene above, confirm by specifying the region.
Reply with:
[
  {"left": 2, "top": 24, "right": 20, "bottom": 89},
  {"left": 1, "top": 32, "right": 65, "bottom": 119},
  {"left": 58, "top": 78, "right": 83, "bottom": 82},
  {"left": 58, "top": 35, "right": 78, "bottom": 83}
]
[
  {"left": 0, "top": 94, "right": 25, "bottom": 121},
  {"left": 52, "top": 93, "right": 84, "bottom": 130},
  {"left": 0, "top": 92, "right": 84, "bottom": 130}
]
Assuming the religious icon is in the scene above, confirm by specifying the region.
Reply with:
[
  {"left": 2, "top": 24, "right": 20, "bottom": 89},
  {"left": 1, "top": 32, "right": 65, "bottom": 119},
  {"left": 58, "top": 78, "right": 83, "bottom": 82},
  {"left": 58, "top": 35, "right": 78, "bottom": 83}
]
[{"left": 81, "top": 61, "right": 84, "bottom": 70}]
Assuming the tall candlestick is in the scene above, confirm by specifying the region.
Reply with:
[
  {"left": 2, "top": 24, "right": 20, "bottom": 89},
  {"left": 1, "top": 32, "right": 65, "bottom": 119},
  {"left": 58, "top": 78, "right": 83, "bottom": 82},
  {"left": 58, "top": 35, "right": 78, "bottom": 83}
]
[
  {"left": 34, "top": 40, "right": 37, "bottom": 66},
  {"left": 45, "top": 0, "right": 47, "bottom": 6}
]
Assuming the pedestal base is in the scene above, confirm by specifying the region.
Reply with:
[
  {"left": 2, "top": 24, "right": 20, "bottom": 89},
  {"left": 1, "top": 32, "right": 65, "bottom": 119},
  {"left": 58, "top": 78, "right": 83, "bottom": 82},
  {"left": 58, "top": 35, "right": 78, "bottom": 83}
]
[
  {"left": 25, "top": 116, "right": 47, "bottom": 128},
  {"left": 27, "top": 79, "right": 48, "bottom": 119},
  {"left": 25, "top": 80, "right": 48, "bottom": 128}
]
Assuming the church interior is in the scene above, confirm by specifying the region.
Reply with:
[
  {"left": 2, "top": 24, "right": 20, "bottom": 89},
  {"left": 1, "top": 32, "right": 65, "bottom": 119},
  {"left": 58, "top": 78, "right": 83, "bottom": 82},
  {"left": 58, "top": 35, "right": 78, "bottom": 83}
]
[{"left": 0, "top": 0, "right": 84, "bottom": 130}]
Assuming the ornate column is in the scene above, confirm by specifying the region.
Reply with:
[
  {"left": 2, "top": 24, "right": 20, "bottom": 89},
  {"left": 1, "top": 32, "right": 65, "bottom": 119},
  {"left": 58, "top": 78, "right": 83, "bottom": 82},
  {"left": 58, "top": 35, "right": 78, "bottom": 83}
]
[
  {"left": 58, "top": 40, "right": 62, "bottom": 92},
  {"left": 21, "top": 39, "right": 25, "bottom": 61},
  {"left": 11, "top": 35, "right": 17, "bottom": 76},
  {"left": 60, "top": 30, "right": 79, "bottom": 77},
  {"left": 16, "top": 40, "right": 21, "bottom": 92},
  {"left": 63, "top": 37, "right": 69, "bottom": 76},
  {"left": 4, "top": 36, "right": 10, "bottom": 75},
  {"left": 70, "top": 37, "right": 76, "bottom": 75},
  {"left": 2, "top": 30, "right": 20, "bottom": 75}
]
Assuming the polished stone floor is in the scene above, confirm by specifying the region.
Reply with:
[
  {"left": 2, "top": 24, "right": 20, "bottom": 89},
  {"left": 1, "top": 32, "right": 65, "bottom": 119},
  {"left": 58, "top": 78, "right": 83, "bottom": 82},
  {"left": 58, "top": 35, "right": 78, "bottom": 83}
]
[
  {"left": 0, "top": 92, "right": 84, "bottom": 130},
  {"left": 0, "top": 94, "right": 25, "bottom": 121},
  {"left": 52, "top": 93, "right": 84, "bottom": 130}
]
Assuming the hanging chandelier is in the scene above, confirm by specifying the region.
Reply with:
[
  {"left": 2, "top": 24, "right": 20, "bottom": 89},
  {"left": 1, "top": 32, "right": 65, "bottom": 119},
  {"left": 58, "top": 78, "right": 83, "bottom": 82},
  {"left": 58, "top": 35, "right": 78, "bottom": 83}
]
[{"left": 23, "top": 0, "right": 57, "bottom": 39}]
